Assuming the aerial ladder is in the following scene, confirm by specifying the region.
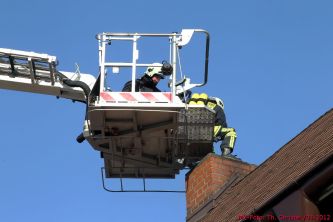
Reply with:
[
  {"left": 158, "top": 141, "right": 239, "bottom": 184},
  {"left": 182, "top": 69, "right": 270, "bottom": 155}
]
[{"left": 0, "top": 29, "right": 215, "bottom": 186}]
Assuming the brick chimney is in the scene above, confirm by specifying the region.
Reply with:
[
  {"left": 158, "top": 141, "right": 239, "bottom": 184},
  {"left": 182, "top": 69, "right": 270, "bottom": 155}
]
[{"left": 185, "top": 153, "right": 256, "bottom": 221}]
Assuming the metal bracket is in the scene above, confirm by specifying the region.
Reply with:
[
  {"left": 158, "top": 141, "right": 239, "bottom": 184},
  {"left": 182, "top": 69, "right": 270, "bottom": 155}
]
[{"left": 101, "top": 167, "right": 186, "bottom": 193}]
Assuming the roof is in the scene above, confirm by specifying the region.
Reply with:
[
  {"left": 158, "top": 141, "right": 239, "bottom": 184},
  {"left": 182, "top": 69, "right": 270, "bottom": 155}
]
[{"left": 201, "top": 108, "right": 333, "bottom": 222}]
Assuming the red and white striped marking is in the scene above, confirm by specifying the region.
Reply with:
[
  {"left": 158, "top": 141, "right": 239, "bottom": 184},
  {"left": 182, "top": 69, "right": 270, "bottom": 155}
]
[{"left": 100, "top": 92, "right": 172, "bottom": 103}]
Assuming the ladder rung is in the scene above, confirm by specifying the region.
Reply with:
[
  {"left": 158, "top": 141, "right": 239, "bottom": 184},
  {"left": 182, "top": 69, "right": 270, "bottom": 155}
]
[
  {"left": 28, "top": 58, "right": 36, "bottom": 84},
  {"left": 8, "top": 56, "right": 16, "bottom": 75}
]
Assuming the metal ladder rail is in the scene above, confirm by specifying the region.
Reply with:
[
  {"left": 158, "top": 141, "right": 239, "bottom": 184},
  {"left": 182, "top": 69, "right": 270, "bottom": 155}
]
[
  {"left": 0, "top": 48, "right": 96, "bottom": 102},
  {"left": 0, "top": 48, "right": 57, "bottom": 85}
]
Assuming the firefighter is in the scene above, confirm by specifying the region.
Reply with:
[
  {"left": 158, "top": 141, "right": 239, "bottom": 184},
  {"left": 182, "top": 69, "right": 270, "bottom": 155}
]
[
  {"left": 189, "top": 93, "right": 237, "bottom": 156},
  {"left": 122, "top": 61, "right": 172, "bottom": 92}
]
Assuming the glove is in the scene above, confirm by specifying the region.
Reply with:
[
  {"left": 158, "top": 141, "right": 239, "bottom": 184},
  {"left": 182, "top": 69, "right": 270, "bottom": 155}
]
[{"left": 161, "top": 60, "right": 173, "bottom": 75}]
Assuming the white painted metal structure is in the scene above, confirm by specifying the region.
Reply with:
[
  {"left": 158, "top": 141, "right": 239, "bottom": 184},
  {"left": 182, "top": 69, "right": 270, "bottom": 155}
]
[
  {"left": 0, "top": 29, "right": 215, "bottom": 180},
  {"left": 0, "top": 48, "right": 96, "bottom": 101}
]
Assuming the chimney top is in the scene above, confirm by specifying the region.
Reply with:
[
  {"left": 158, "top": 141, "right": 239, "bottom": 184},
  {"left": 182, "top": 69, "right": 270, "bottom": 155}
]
[{"left": 186, "top": 153, "right": 256, "bottom": 222}]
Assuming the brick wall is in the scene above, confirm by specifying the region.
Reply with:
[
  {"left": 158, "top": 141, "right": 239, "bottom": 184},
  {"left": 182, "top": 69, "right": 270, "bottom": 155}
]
[{"left": 186, "top": 153, "right": 256, "bottom": 219}]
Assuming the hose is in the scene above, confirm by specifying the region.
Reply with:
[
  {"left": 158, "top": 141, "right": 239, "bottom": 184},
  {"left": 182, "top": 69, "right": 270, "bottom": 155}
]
[
  {"left": 62, "top": 76, "right": 91, "bottom": 143},
  {"left": 62, "top": 78, "right": 91, "bottom": 103},
  {"left": 76, "top": 133, "right": 85, "bottom": 143}
]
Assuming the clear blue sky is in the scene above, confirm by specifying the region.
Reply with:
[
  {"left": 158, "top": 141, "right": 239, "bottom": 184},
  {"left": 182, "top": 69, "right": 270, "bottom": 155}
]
[{"left": 1, "top": 0, "right": 333, "bottom": 221}]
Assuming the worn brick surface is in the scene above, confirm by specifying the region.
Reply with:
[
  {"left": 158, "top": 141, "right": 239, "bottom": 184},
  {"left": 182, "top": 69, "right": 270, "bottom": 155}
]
[{"left": 186, "top": 154, "right": 256, "bottom": 216}]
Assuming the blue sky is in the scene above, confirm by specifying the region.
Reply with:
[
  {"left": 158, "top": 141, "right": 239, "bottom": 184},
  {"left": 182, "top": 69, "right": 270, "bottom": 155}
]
[{"left": 1, "top": 0, "right": 333, "bottom": 221}]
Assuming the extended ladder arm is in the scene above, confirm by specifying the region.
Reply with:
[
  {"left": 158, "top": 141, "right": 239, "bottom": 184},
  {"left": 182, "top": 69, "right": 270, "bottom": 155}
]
[{"left": 0, "top": 48, "right": 96, "bottom": 102}]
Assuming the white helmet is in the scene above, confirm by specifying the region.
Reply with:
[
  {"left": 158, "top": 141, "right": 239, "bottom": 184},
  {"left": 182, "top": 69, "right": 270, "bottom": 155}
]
[{"left": 145, "top": 63, "right": 165, "bottom": 79}]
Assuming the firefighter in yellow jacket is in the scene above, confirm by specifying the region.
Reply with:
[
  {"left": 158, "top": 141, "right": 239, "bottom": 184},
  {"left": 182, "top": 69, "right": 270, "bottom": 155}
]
[{"left": 189, "top": 93, "right": 237, "bottom": 156}]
